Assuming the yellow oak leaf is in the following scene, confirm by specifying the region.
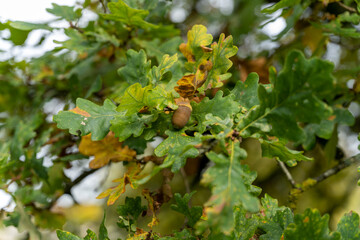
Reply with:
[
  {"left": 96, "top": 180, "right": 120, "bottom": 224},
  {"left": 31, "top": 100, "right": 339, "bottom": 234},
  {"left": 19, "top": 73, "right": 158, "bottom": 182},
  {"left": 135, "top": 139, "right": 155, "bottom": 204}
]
[
  {"left": 79, "top": 132, "right": 136, "bottom": 169},
  {"left": 97, "top": 162, "right": 143, "bottom": 205}
]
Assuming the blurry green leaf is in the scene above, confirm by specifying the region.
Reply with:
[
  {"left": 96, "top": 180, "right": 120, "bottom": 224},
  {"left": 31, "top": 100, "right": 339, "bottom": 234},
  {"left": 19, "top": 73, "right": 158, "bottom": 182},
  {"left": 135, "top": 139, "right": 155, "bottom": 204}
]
[
  {"left": 56, "top": 230, "right": 82, "bottom": 240},
  {"left": 117, "top": 49, "right": 151, "bottom": 87},
  {"left": 55, "top": 29, "right": 99, "bottom": 54},
  {"left": 260, "top": 208, "right": 294, "bottom": 240},
  {"left": 99, "top": 213, "right": 109, "bottom": 240},
  {"left": 284, "top": 209, "right": 340, "bottom": 240},
  {"left": 171, "top": 192, "right": 203, "bottom": 227},
  {"left": 336, "top": 212, "right": 360, "bottom": 240},
  {"left": 102, "top": 1, "right": 157, "bottom": 29},
  {"left": 10, "top": 120, "right": 37, "bottom": 160},
  {"left": 34, "top": 211, "right": 66, "bottom": 230},
  {"left": 160, "top": 229, "right": 197, "bottom": 240},
  {"left": 261, "top": 0, "right": 299, "bottom": 14},
  {"left": 261, "top": 140, "right": 313, "bottom": 166},
  {"left": 154, "top": 130, "right": 201, "bottom": 172},
  {"left": 135, "top": 37, "right": 182, "bottom": 62},
  {"left": 46, "top": 3, "right": 81, "bottom": 21},
  {"left": 84, "top": 230, "right": 98, "bottom": 240},
  {"left": 117, "top": 196, "right": 147, "bottom": 220},
  {"left": 9, "top": 21, "right": 52, "bottom": 31},
  {"left": 191, "top": 91, "right": 240, "bottom": 133},
  {"left": 85, "top": 75, "right": 102, "bottom": 98},
  {"left": 54, "top": 98, "right": 120, "bottom": 141}
]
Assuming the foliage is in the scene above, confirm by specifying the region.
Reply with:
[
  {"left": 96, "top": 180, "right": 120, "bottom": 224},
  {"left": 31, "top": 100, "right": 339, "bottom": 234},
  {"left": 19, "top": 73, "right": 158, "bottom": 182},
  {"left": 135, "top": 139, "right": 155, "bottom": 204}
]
[{"left": 1, "top": 0, "right": 360, "bottom": 239}]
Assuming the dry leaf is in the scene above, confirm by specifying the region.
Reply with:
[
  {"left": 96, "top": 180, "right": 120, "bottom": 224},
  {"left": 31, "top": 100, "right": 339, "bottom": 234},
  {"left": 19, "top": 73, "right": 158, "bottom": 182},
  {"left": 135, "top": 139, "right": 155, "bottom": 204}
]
[{"left": 79, "top": 132, "right": 136, "bottom": 169}]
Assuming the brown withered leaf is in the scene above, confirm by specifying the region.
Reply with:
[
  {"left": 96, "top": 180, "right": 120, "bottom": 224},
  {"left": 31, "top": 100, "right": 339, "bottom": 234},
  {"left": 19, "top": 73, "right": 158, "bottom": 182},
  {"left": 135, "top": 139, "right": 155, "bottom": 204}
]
[
  {"left": 174, "top": 60, "right": 212, "bottom": 98},
  {"left": 79, "top": 132, "right": 136, "bottom": 169},
  {"left": 239, "top": 57, "right": 269, "bottom": 84},
  {"left": 142, "top": 189, "right": 159, "bottom": 228}
]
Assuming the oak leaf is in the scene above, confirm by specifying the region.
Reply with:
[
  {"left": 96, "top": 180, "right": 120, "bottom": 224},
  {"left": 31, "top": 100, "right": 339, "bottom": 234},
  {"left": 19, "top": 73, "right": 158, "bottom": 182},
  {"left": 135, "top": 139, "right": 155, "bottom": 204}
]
[{"left": 79, "top": 133, "right": 136, "bottom": 169}]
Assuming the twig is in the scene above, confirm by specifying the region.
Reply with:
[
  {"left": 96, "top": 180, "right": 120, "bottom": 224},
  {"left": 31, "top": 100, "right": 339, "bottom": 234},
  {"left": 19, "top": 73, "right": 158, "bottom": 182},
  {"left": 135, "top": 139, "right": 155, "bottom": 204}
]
[
  {"left": 64, "top": 168, "right": 98, "bottom": 194},
  {"left": 99, "top": 0, "right": 107, "bottom": 13},
  {"left": 337, "top": 2, "right": 357, "bottom": 13},
  {"left": 313, "top": 153, "right": 360, "bottom": 183},
  {"left": 277, "top": 160, "right": 297, "bottom": 188}
]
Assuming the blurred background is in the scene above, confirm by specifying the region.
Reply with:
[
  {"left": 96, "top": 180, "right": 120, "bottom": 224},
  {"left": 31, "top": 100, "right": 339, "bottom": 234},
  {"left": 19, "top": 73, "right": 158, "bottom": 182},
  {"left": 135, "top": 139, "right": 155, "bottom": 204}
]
[{"left": 1, "top": 0, "right": 360, "bottom": 239}]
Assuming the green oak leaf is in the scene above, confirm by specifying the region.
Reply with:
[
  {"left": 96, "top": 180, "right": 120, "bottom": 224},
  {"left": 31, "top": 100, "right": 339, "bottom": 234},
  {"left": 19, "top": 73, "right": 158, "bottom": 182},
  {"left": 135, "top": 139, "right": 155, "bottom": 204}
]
[
  {"left": 154, "top": 130, "right": 201, "bottom": 172},
  {"left": 260, "top": 208, "right": 294, "bottom": 240},
  {"left": 117, "top": 49, "right": 151, "bottom": 87},
  {"left": 9, "top": 21, "right": 52, "bottom": 31},
  {"left": 110, "top": 113, "right": 157, "bottom": 141},
  {"left": 234, "top": 206, "right": 260, "bottom": 240},
  {"left": 191, "top": 91, "right": 240, "bottom": 133},
  {"left": 117, "top": 196, "right": 147, "bottom": 220},
  {"left": 54, "top": 98, "right": 120, "bottom": 141},
  {"left": 261, "top": 140, "right": 313, "bottom": 166},
  {"left": 56, "top": 230, "right": 82, "bottom": 240},
  {"left": 84, "top": 230, "right": 98, "bottom": 240},
  {"left": 284, "top": 209, "right": 341, "bottom": 240},
  {"left": 54, "top": 28, "right": 99, "bottom": 54},
  {"left": 171, "top": 192, "right": 203, "bottom": 227},
  {"left": 336, "top": 212, "right": 360, "bottom": 240},
  {"left": 231, "top": 72, "right": 260, "bottom": 109},
  {"left": 135, "top": 37, "right": 182, "bottom": 62},
  {"left": 46, "top": 3, "right": 82, "bottom": 21},
  {"left": 150, "top": 54, "right": 178, "bottom": 83},
  {"left": 201, "top": 33, "right": 238, "bottom": 90},
  {"left": 102, "top": 1, "right": 157, "bottom": 29},
  {"left": 237, "top": 50, "right": 334, "bottom": 143},
  {"left": 99, "top": 213, "right": 109, "bottom": 240},
  {"left": 116, "top": 83, "right": 175, "bottom": 116}
]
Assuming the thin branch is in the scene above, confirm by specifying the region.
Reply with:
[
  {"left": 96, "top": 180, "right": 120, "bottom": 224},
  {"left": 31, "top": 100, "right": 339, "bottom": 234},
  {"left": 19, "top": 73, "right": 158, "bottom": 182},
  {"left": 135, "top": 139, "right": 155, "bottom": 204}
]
[
  {"left": 277, "top": 160, "right": 297, "bottom": 188},
  {"left": 337, "top": 2, "right": 357, "bottom": 13},
  {"left": 99, "top": 0, "right": 107, "bottom": 13},
  {"left": 64, "top": 168, "right": 98, "bottom": 194},
  {"left": 313, "top": 153, "right": 360, "bottom": 183}
]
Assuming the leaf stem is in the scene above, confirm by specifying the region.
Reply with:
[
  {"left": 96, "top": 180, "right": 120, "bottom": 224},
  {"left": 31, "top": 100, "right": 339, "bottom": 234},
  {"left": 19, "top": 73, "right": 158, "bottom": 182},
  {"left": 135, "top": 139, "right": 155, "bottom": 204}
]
[{"left": 227, "top": 141, "right": 235, "bottom": 200}]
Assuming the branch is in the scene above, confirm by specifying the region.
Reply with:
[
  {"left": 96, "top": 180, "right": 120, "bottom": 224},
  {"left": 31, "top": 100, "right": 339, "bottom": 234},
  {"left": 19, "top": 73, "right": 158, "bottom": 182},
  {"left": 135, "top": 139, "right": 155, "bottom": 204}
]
[
  {"left": 276, "top": 160, "right": 297, "bottom": 188},
  {"left": 313, "top": 153, "right": 360, "bottom": 183},
  {"left": 64, "top": 168, "right": 98, "bottom": 194},
  {"left": 277, "top": 160, "right": 297, "bottom": 188},
  {"left": 337, "top": 2, "right": 357, "bottom": 13},
  {"left": 99, "top": 0, "right": 107, "bottom": 13}
]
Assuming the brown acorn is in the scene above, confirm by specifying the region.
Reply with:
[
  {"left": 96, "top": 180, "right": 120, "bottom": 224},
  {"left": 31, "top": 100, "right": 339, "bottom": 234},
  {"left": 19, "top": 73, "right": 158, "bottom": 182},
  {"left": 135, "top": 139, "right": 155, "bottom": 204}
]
[{"left": 172, "top": 98, "right": 192, "bottom": 129}]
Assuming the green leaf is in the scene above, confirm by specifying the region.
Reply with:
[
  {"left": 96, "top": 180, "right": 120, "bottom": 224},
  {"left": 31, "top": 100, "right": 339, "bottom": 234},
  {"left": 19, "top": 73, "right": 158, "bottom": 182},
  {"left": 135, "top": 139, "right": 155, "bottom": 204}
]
[
  {"left": 117, "top": 196, "right": 147, "bottom": 220},
  {"left": 56, "top": 230, "right": 82, "bottom": 240},
  {"left": 260, "top": 208, "right": 294, "bottom": 240},
  {"left": 202, "top": 33, "right": 238, "bottom": 90},
  {"left": 237, "top": 50, "right": 334, "bottom": 143},
  {"left": 234, "top": 206, "right": 260, "bottom": 240},
  {"left": 99, "top": 213, "right": 109, "bottom": 240},
  {"left": 117, "top": 49, "right": 151, "bottom": 87},
  {"left": 85, "top": 75, "right": 102, "bottom": 98},
  {"left": 150, "top": 54, "right": 178, "bottom": 83},
  {"left": 171, "top": 192, "right": 203, "bottom": 227},
  {"left": 54, "top": 28, "right": 99, "bottom": 54},
  {"left": 191, "top": 91, "right": 240, "bottom": 133},
  {"left": 10, "top": 120, "right": 37, "bottom": 160},
  {"left": 231, "top": 73, "right": 260, "bottom": 109},
  {"left": 202, "top": 146, "right": 260, "bottom": 213},
  {"left": 284, "top": 209, "right": 341, "bottom": 240},
  {"left": 9, "top": 21, "right": 52, "bottom": 31},
  {"left": 110, "top": 113, "right": 157, "bottom": 142},
  {"left": 154, "top": 130, "right": 201, "bottom": 172},
  {"left": 182, "top": 25, "right": 213, "bottom": 62},
  {"left": 102, "top": 1, "right": 157, "bottom": 29},
  {"left": 46, "top": 3, "right": 81, "bottom": 21},
  {"left": 116, "top": 83, "right": 174, "bottom": 116},
  {"left": 54, "top": 98, "right": 120, "bottom": 141},
  {"left": 135, "top": 37, "right": 182, "bottom": 62},
  {"left": 261, "top": 140, "right": 313, "bottom": 166},
  {"left": 84, "top": 230, "right": 98, "bottom": 240},
  {"left": 336, "top": 212, "right": 360, "bottom": 240},
  {"left": 261, "top": 0, "right": 300, "bottom": 14}
]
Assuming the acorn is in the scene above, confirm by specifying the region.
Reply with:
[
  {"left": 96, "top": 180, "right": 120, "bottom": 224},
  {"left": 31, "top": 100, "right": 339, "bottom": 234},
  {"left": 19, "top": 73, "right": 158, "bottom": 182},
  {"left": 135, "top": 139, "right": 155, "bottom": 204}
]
[{"left": 172, "top": 98, "right": 192, "bottom": 129}]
